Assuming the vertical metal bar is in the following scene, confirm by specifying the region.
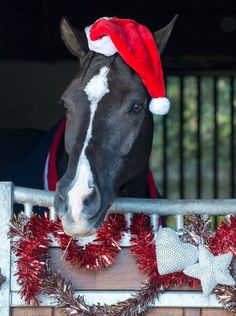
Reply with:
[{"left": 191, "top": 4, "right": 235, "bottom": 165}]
[
  {"left": 163, "top": 115, "right": 168, "bottom": 198},
  {"left": 197, "top": 76, "right": 202, "bottom": 198},
  {"left": 0, "top": 182, "right": 13, "bottom": 315},
  {"left": 179, "top": 76, "right": 185, "bottom": 198},
  {"left": 121, "top": 213, "right": 132, "bottom": 247},
  {"left": 150, "top": 214, "right": 159, "bottom": 232},
  {"left": 162, "top": 76, "right": 168, "bottom": 198},
  {"left": 213, "top": 77, "right": 218, "bottom": 198},
  {"left": 125, "top": 212, "right": 132, "bottom": 228},
  {"left": 175, "top": 215, "right": 184, "bottom": 231},
  {"left": 230, "top": 76, "right": 235, "bottom": 198},
  {"left": 24, "top": 202, "right": 33, "bottom": 217},
  {"left": 49, "top": 206, "right": 56, "bottom": 221}
]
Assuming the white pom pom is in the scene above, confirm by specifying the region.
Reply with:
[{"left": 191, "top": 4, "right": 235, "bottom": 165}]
[
  {"left": 149, "top": 97, "right": 170, "bottom": 115},
  {"left": 85, "top": 25, "right": 117, "bottom": 57}
]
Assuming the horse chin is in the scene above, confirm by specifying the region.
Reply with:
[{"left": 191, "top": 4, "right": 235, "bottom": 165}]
[{"left": 61, "top": 213, "right": 97, "bottom": 237}]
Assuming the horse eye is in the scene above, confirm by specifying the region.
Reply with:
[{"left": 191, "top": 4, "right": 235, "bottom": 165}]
[{"left": 131, "top": 103, "right": 143, "bottom": 113}]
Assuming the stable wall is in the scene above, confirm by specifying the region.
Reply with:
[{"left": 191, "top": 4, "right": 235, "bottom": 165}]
[{"left": 0, "top": 61, "right": 77, "bottom": 130}]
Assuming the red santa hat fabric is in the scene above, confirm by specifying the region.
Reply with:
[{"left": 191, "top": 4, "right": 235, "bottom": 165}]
[{"left": 85, "top": 17, "right": 170, "bottom": 115}]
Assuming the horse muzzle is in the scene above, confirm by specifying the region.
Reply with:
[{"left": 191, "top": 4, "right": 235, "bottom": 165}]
[
  {"left": 54, "top": 186, "right": 108, "bottom": 236},
  {"left": 60, "top": 212, "right": 97, "bottom": 236},
  {"left": 59, "top": 206, "right": 108, "bottom": 236}
]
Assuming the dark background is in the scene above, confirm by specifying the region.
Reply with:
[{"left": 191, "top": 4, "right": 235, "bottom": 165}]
[
  {"left": 0, "top": 0, "right": 235, "bottom": 130},
  {"left": 0, "top": 1, "right": 235, "bottom": 199},
  {"left": 0, "top": 0, "right": 235, "bottom": 63}
]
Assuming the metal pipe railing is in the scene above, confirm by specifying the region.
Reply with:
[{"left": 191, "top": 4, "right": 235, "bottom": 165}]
[
  {"left": 14, "top": 186, "right": 54, "bottom": 207},
  {"left": 14, "top": 185, "right": 236, "bottom": 216}
]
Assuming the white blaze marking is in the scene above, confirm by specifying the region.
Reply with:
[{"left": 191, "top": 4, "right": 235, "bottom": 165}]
[{"left": 67, "top": 66, "right": 110, "bottom": 229}]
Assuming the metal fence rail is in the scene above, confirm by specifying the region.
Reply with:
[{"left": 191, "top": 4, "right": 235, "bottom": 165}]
[
  {"left": 14, "top": 185, "right": 236, "bottom": 216},
  {"left": 1, "top": 182, "right": 236, "bottom": 314}
]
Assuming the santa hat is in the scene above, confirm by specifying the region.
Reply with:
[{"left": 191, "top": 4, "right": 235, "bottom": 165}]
[{"left": 85, "top": 17, "right": 170, "bottom": 115}]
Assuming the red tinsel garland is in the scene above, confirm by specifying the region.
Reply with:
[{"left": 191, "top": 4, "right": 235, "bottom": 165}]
[
  {"left": 130, "top": 214, "right": 200, "bottom": 288},
  {"left": 9, "top": 212, "right": 200, "bottom": 308},
  {"left": 9, "top": 213, "right": 236, "bottom": 314},
  {"left": 9, "top": 214, "right": 52, "bottom": 304},
  {"left": 9, "top": 212, "right": 126, "bottom": 305},
  {"left": 52, "top": 214, "right": 126, "bottom": 270},
  {"left": 207, "top": 215, "right": 236, "bottom": 256}
]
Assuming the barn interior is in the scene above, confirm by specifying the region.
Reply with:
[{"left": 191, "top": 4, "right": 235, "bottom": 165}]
[
  {"left": 0, "top": 0, "right": 235, "bottom": 202},
  {"left": 1, "top": 3, "right": 236, "bottom": 315}
]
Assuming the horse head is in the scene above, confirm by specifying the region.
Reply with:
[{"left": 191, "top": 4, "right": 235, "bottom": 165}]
[{"left": 54, "top": 16, "right": 177, "bottom": 236}]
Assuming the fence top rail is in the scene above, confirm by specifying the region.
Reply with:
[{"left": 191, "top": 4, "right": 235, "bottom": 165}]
[
  {"left": 14, "top": 185, "right": 54, "bottom": 207},
  {"left": 11, "top": 184, "right": 236, "bottom": 216}
]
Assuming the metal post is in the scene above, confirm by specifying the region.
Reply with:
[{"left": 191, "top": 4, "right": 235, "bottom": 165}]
[
  {"left": 0, "top": 182, "right": 13, "bottom": 316},
  {"left": 24, "top": 202, "right": 33, "bottom": 217},
  {"left": 197, "top": 76, "right": 202, "bottom": 198},
  {"left": 179, "top": 76, "right": 185, "bottom": 199}
]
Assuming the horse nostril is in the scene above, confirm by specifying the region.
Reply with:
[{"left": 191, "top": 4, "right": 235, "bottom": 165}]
[
  {"left": 83, "top": 186, "right": 101, "bottom": 218},
  {"left": 84, "top": 187, "right": 96, "bottom": 206}
]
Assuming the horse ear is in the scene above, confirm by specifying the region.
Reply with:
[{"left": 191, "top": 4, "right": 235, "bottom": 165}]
[
  {"left": 153, "top": 15, "right": 178, "bottom": 55},
  {"left": 60, "top": 17, "right": 88, "bottom": 58}
]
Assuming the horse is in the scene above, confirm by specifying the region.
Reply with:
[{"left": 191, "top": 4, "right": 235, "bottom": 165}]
[
  {"left": 1, "top": 16, "right": 176, "bottom": 234},
  {"left": 52, "top": 16, "right": 177, "bottom": 236}
]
